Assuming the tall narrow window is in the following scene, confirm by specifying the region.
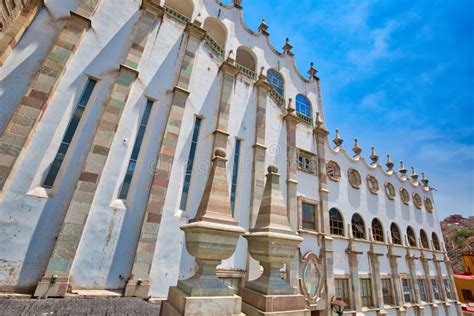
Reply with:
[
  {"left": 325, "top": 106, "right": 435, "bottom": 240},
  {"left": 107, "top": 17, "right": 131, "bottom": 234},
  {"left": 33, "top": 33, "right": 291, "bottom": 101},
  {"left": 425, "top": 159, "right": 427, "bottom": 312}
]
[
  {"left": 335, "top": 278, "right": 351, "bottom": 309},
  {"left": 302, "top": 202, "right": 316, "bottom": 230},
  {"left": 230, "top": 139, "right": 241, "bottom": 214},
  {"left": 360, "top": 278, "right": 374, "bottom": 308},
  {"left": 417, "top": 279, "right": 428, "bottom": 302},
  {"left": 431, "top": 279, "right": 441, "bottom": 301},
  {"left": 351, "top": 213, "right": 366, "bottom": 239},
  {"left": 390, "top": 223, "right": 402, "bottom": 245},
  {"left": 118, "top": 100, "right": 153, "bottom": 199},
  {"left": 443, "top": 279, "right": 452, "bottom": 299},
  {"left": 402, "top": 278, "right": 413, "bottom": 303},
  {"left": 371, "top": 218, "right": 384, "bottom": 242},
  {"left": 180, "top": 117, "right": 201, "bottom": 210},
  {"left": 382, "top": 279, "right": 395, "bottom": 305},
  {"left": 43, "top": 79, "right": 97, "bottom": 188},
  {"left": 329, "top": 208, "right": 344, "bottom": 236}
]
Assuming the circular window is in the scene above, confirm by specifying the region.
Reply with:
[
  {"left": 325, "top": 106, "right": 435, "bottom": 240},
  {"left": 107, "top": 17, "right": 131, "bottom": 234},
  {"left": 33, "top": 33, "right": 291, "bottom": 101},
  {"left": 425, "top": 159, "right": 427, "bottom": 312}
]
[
  {"left": 413, "top": 193, "right": 422, "bottom": 209},
  {"left": 424, "top": 198, "right": 433, "bottom": 212},
  {"left": 367, "top": 175, "right": 379, "bottom": 194},
  {"left": 348, "top": 168, "right": 361, "bottom": 189},
  {"left": 326, "top": 160, "right": 341, "bottom": 182},
  {"left": 385, "top": 182, "right": 396, "bottom": 200},
  {"left": 400, "top": 188, "right": 410, "bottom": 205}
]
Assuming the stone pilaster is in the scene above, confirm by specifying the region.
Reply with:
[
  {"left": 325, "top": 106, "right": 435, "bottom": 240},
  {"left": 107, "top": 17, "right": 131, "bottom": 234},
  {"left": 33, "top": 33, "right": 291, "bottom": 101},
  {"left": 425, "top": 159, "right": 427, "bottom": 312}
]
[
  {"left": 432, "top": 253, "right": 450, "bottom": 316},
  {"left": 161, "top": 148, "right": 245, "bottom": 315},
  {"left": 241, "top": 165, "right": 308, "bottom": 315},
  {"left": 0, "top": 0, "right": 100, "bottom": 192},
  {"left": 246, "top": 71, "right": 272, "bottom": 282},
  {"left": 284, "top": 106, "right": 300, "bottom": 290},
  {"left": 124, "top": 20, "right": 206, "bottom": 298},
  {"left": 387, "top": 243, "right": 406, "bottom": 316},
  {"left": 443, "top": 253, "right": 463, "bottom": 316},
  {"left": 212, "top": 56, "right": 239, "bottom": 151},
  {"left": 405, "top": 244, "right": 424, "bottom": 316},
  {"left": 314, "top": 119, "right": 335, "bottom": 316},
  {"left": 33, "top": 2, "right": 164, "bottom": 298},
  {"left": 368, "top": 240, "right": 386, "bottom": 315},
  {"left": 419, "top": 251, "right": 438, "bottom": 316},
  {"left": 0, "top": 0, "right": 43, "bottom": 66},
  {"left": 346, "top": 235, "right": 363, "bottom": 315}
]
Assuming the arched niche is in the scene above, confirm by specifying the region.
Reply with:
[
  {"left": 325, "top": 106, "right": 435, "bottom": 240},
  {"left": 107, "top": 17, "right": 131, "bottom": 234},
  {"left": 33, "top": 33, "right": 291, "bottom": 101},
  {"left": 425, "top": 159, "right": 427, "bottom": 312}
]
[
  {"left": 203, "top": 17, "right": 227, "bottom": 50},
  {"left": 236, "top": 46, "right": 256, "bottom": 72},
  {"left": 164, "top": 0, "right": 194, "bottom": 20}
]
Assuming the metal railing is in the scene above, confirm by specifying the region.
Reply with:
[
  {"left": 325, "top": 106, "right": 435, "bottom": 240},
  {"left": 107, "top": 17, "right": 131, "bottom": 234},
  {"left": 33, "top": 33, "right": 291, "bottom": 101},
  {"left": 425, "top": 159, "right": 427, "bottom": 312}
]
[
  {"left": 204, "top": 34, "right": 224, "bottom": 61},
  {"left": 164, "top": 6, "right": 190, "bottom": 24},
  {"left": 236, "top": 63, "right": 257, "bottom": 80}
]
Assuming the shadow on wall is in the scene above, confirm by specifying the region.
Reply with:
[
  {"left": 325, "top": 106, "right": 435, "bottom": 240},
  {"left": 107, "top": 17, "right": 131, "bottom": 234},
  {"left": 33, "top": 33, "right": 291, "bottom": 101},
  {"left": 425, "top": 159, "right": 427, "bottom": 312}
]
[
  {"left": 385, "top": 197, "right": 396, "bottom": 220},
  {"left": 14, "top": 10, "right": 146, "bottom": 293}
]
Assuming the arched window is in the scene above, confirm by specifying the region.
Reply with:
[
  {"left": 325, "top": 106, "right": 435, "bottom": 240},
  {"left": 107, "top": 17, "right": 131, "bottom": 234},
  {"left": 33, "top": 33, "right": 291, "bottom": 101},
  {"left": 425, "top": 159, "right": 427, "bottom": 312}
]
[
  {"left": 326, "top": 160, "right": 341, "bottom": 182},
  {"left": 407, "top": 226, "right": 417, "bottom": 247},
  {"left": 351, "top": 213, "right": 366, "bottom": 239},
  {"left": 164, "top": 0, "right": 194, "bottom": 21},
  {"left": 203, "top": 17, "right": 227, "bottom": 52},
  {"left": 329, "top": 208, "right": 344, "bottom": 236},
  {"left": 390, "top": 223, "right": 402, "bottom": 245},
  {"left": 432, "top": 232, "right": 441, "bottom": 251},
  {"left": 267, "top": 69, "right": 284, "bottom": 96},
  {"left": 235, "top": 46, "right": 257, "bottom": 79},
  {"left": 371, "top": 218, "right": 384, "bottom": 242},
  {"left": 295, "top": 94, "right": 312, "bottom": 123},
  {"left": 420, "top": 230, "right": 429, "bottom": 249}
]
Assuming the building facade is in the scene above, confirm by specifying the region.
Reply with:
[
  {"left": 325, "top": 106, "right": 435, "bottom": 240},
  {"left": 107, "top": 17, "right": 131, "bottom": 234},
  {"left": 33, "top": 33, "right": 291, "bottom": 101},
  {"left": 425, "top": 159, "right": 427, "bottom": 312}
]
[{"left": 0, "top": 0, "right": 464, "bottom": 315}]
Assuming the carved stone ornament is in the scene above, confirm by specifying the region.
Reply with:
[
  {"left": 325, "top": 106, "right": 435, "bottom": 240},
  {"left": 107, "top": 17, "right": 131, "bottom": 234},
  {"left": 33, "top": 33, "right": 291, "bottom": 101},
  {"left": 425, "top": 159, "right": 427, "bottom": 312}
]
[{"left": 299, "top": 252, "right": 323, "bottom": 305}]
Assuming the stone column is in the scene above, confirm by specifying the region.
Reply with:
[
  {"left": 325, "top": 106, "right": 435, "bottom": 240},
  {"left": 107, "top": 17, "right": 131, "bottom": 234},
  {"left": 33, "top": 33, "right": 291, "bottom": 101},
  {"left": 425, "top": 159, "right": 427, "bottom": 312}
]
[
  {"left": 245, "top": 71, "right": 272, "bottom": 282},
  {"left": 443, "top": 252, "right": 463, "bottom": 316},
  {"left": 241, "top": 165, "right": 309, "bottom": 315},
  {"left": 0, "top": 0, "right": 100, "bottom": 191},
  {"left": 0, "top": 0, "right": 43, "bottom": 66},
  {"left": 387, "top": 242, "right": 406, "bottom": 316},
  {"left": 212, "top": 55, "right": 239, "bottom": 151},
  {"left": 284, "top": 105, "right": 300, "bottom": 289},
  {"left": 419, "top": 251, "right": 438, "bottom": 316},
  {"left": 161, "top": 148, "right": 246, "bottom": 315},
  {"left": 34, "top": 1, "right": 164, "bottom": 298},
  {"left": 432, "top": 253, "right": 450, "bottom": 316},
  {"left": 313, "top": 115, "right": 336, "bottom": 316},
  {"left": 368, "top": 237, "right": 386, "bottom": 315},
  {"left": 124, "top": 20, "right": 206, "bottom": 298},
  {"left": 405, "top": 243, "right": 424, "bottom": 316},
  {"left": 346, "top": 232, "right": 363, "bottom": 315}
]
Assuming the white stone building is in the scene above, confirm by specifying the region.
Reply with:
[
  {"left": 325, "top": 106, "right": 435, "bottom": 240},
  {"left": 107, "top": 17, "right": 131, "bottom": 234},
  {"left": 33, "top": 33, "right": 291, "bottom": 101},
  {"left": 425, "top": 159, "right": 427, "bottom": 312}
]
[{"left": 0, "top": 0, "right": 463, "bottom": 315}]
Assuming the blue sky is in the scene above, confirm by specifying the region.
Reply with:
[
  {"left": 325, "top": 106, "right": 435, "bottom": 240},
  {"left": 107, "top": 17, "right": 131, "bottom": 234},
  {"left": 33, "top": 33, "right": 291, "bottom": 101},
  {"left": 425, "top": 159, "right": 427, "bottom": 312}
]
[{"left": 231, "top": 0, "right": 474, "bottom": 219}]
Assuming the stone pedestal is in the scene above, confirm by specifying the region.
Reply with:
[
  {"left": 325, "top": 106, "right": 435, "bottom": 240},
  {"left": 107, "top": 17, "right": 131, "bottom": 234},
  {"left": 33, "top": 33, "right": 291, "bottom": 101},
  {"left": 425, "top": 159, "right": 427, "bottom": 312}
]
[
  {"left": 240, "top": 287, "right": 309, "bottom": 316},
  {"left": 162, "top": 286, "right": 242, "bottom": 316}
]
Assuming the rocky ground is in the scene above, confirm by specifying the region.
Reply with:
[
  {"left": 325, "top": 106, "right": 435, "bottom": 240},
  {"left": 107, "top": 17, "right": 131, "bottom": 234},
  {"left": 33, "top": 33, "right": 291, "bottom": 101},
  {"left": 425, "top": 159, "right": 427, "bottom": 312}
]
[{"left": 0, "top": 297, "right": 162, "bottom": 315}]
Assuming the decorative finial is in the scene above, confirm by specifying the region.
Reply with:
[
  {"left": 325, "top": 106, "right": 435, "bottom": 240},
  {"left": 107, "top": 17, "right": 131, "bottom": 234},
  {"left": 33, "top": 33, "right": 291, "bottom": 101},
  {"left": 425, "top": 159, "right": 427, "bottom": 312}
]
[
  {"left": 421, "top": 172, "right": 429, "bottom": 187},
  {"left": 258, "top": 18, "right": 269, "bottom": 36},
  {"left": 333, "top": 129, "right": 343, "bottom": 147},
  {"left": 233, "top": 0, "right": 243, "bottom": 9},
  {"left": 287, "top": 98, "right": 295, "bottom": 113},
  {"left": 193, "top": 13, "right": 202, "bottom": 27},
  {"left": 267, "top": 165, "right": 279, "bottom": 174},
  {"left": 370, "top": 146, "right": 379, "bottom": 165},
  {"left": 399, "top": 160, "right": 407, "bottom": 176},
  {"left": 308, "top": 62, "right": 318, "bottom": 79},
  {"left": 315, "top": 112, "right": 323, "bottom": 128},
  {"left": 352, "top": 138, "right": 362, "bottom": 157},
  {"left": 386, "top": 154, "right": 394, "bottom": 171},
  {"left": 260, "top": 66, "right": 265, "bottom": 76},
  {"left": 410, "top": 167, "right": 419, "bottom": 182},
  {"left": 283, "top": 37, "right": 293, "bottom": 55}
]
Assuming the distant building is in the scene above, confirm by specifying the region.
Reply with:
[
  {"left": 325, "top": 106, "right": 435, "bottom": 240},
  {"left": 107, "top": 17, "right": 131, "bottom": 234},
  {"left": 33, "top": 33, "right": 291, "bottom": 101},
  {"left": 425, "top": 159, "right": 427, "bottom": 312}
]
[
  {"left": 454, "top": 247, "right": 474, "bottom": 313},
  {"left": 0, "top": 0, "right": 465, "bottom": 315}
]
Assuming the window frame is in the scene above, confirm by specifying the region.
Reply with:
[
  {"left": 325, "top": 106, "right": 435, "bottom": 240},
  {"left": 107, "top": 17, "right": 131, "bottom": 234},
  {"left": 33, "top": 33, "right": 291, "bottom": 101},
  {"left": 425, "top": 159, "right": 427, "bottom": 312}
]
[
  {"left": 443, "top": 279, "right": 452, "bottom": 300},
  {"left": 413, "top": 193, "right": 422, "bottom": 209},
  {"left": 402, "top": 278, "right": 414, "bottom": 304},
  {"left": 432, "top": 232, "right": 441, "bottom": 250},
  {"left": 417, "top": 278, "right": 429, "bottom": 303},
  {"left": 390, "top": 223, "right": 402, "bottom": 245},
  {"left": 424, "top": 197, "right": 434, "bottom": 212},
  {"left": 371, "top": 218, "right": 385, "bottom": 242},
  {"left": 301, "top": 200, "right": 317, "bottom": 231},
  {"left": 335, "top": 278, "right": 351, "bottom": 310},
  {"left": 367, "top": 175, "right": 379, "bottom": 194},
  {"left": 348, "top": 168, "right": 362, "bottom": 189},
  {"left": 295, "top": 94, "right": 313, "bottom": 124},
  {"left": 329, "top": 208, "right": 345, "bottom": 236},
  {"left": 400, "top": 188, "right": 410, "bottom": 205},
  {"left": 267, "top": 68, "right": 284, "bottom": 97},
  {"left": 360, "top": 278, "right": 375, "bottom": 308},
  {"left": 420, "top": 229, "right": 430, "bottom": 249},
  {"left": 230, "top": 138, "right": 242, "bottom": 215},
  {"left": 385, "top": 182, "right": 396, "bottom": 200},
  {"left": 351, "top": 213, "right": 366, "bottom": 240},
  {"left": 381, "top": 278, "right": 395, "bottom": 306},
  {"left": 327, "top": 160, "right": 341, "bottom": 182},
  {"left": 407, "top": 226, "right": 417, "bottom": 247},
  {"left": 297, "top": 149, "right": 317, "bottom": 174}
]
